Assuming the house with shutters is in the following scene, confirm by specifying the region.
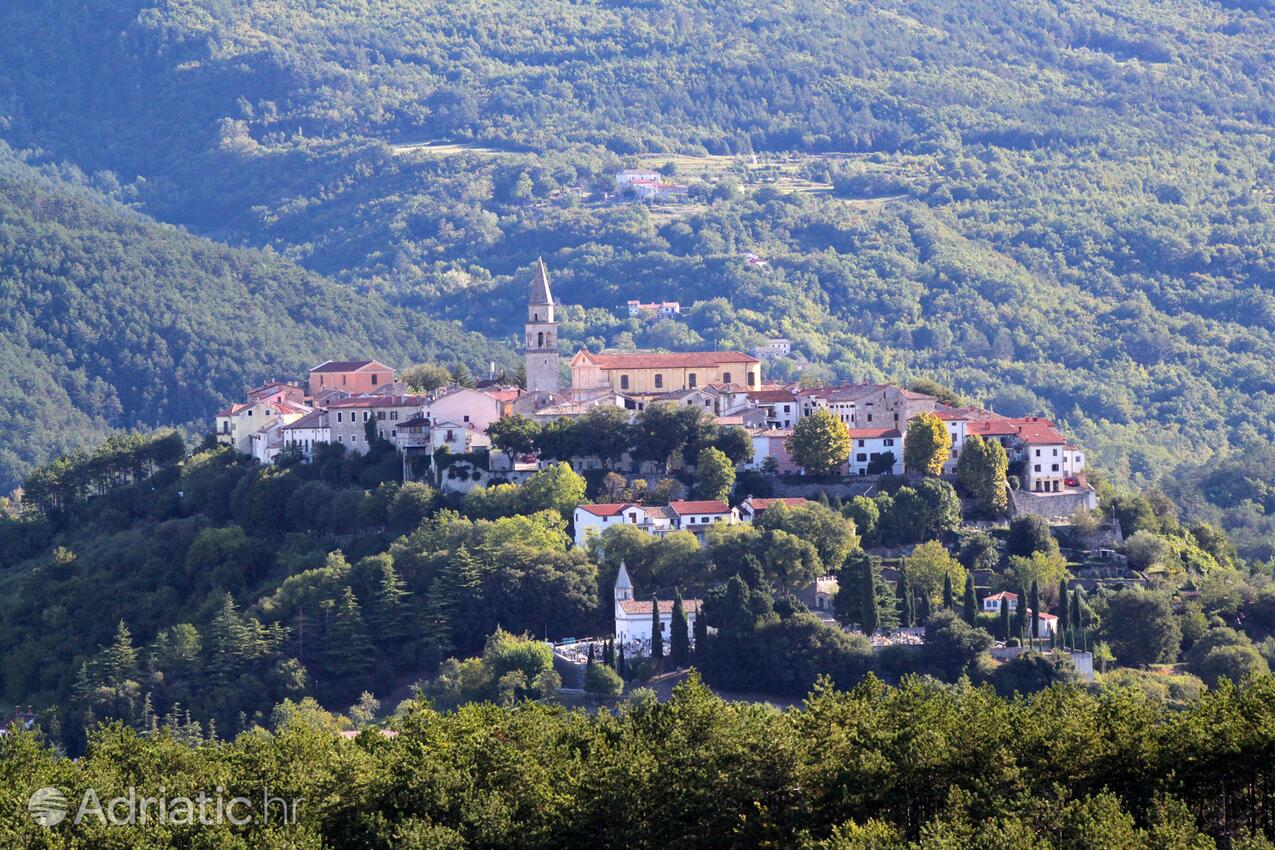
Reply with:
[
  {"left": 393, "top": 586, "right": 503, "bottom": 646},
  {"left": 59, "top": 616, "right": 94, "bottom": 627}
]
[{"left": 847, "top": 427, "right": 904, "bottom": 475}]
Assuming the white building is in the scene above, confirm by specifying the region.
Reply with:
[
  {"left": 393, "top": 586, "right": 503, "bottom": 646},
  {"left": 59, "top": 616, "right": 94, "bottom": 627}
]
[
  {"left": 613, "top": 562, "right": 700, "bottom": 652},
  {"left": 668, "top": 500, "right": 738, "bottom": 533},
  {"left": 627, "top": 300, "right": 682, "bottom": 319},
  {"left": 983, "top": 591, "right": 1019, "bottom": 613},
  {"left": 737, "top": 497, "right": 809, "bottom": 523},
  {"left": 848, "top": 428, "right": 903, "bottom": 476},
  {"left": 279, "top": 409, "right": 332, "bottom": 459},
  {"left": 424, "top": 386, "right": 518, "bottom": 436},
  {"left": 215, "top": 399, "right": 310, "bottom": 455},
  {"left": 753, "top": 338, "right": 791, "bottom": 358},
  {"left": 615, "top": 169, "right": 662, "bottom": 187},
  {"left": 572, "top": 503, "right": 675, "bottom": 548}
]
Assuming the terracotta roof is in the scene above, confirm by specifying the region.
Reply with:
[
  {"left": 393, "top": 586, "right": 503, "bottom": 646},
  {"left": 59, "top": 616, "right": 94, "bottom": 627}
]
[
  {"left": 746, "top": 498, "right": 808, "bottom": 509},
  {"left": 577, "top": 503, "right": 643, "bottom": 517},
  {"left": 748, "top": 428, "right": 794, "bottom": 438},
  {"left": 748, "top": 388, "right": 800, "bottom": 402},
  {"left": 310, "top": 359, "right": 393, "bottom": 374},
  {"left": 216, "top": 402, "right": 251, "bottom": 417},
  {"left": 985, "top": 591, "right": 1018, "bottom": 601},
  {"left": 1011, "top": 417, "right": 1068, "bottom": 445},
  {"left": 668, "top": 500, "right": 732, "bottom": 515},
  {"left": 577, "top": 350, "right": 759, "bottom": 369},
  {"left": 966, "top": 419, "right": 1023, "bottom": 437},
  {"left": 618, "top": 599, "right": 703, "bottom": 616},
  {"left": 483, "top": 388, "right": 522, "bottom": 402},
  {"left": 848, "top": 428, "right": 901, "bottom": 438}
]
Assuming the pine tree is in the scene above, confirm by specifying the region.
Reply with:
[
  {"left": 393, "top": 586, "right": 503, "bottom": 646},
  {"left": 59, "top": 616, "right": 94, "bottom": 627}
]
[
  {"left": 670, "top": 588, "right": 690, "bottom": 667},
  {"left": 324, "top": 588, "right": 375, "bottom": 690},
  {"left": 860, "top": 559, "right": 879, "bottom": 635},
  {"left": 896, "top": 570, "right": 913, "bottom": 628},
  {"left": 998, "top": 599, "right": 1011, "bottom": 641},
  {"left": 424, "top": 546, "right": 479, "bottom": 660},
  {"left": 368, "top": 561, "right": 412, "bottom": 651},
  {"left": 962, "top": 576, "right": 977, "bottom": 624},
  {"left": 943, "top": 573, "right": 954, "bottom": 609},
  {"left": 649, "top": 595, "right": 664, "bottom": 661},
  {"left": 917, "top": 593, "right": 931, "bottom": 625}
]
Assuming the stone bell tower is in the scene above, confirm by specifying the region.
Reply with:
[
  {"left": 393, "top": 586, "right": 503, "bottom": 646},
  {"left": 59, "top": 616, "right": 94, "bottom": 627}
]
[{"left": 524, "top": 257, "right": 560, "bottom": 394}]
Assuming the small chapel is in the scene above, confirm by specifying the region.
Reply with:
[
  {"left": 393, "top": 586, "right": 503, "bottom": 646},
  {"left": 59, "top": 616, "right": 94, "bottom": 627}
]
[{"left": 612, "top": 562, "right": 701, "bottom": 655}]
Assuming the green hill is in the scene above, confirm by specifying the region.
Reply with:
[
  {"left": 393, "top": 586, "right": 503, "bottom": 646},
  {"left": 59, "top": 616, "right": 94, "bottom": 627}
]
[
  {"left": 0, "top": 147, "right": 507, "bottom": 490},
  {"left": 0, "top": 0, "right": 1273, "bottom": 542}
]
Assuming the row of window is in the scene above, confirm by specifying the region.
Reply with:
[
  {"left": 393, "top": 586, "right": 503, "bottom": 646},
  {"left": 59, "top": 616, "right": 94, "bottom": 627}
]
[{"left": 616, "top": 371, "right": 757, "bottom": 390}]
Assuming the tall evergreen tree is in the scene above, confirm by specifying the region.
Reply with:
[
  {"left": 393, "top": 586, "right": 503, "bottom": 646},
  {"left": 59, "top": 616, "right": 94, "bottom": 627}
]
[
  {"left": 368, "top": 561, "right": 412, "bottom": 652},
  {"left": 943, "top": 573, "right": 954, "bottom": 609},
  {"left": 670, "top": 588, "right": 690, "bottom": 667},
  {"left": 896, "top": 567, "right": 914, "bottom": 628},
  {"left": 616, "top": 643, "right": 626, "bottom": 678},
  {"left": 1058, "top": 579, "right": 1070, "bottom": 636},
  {"left": 860, "top": 560, "right": 879, "bottom": 635},
  {"left": 1029, "top": 581, "right": 1040, "bottom": 646},
  {"left": 649, "top": 595, "right": 664, "bottom": 661},
  {"left": 962, "top": 576, "right": 977, "bottom": 624},
  {"left": 1012, "top": 586, "right": 1027, "bottom": 640},
  {"left": 693, "top": 608, "right": 708, "bottom": 657},
  {"left": 917, "top": 593, "right": 931, "bottom": 625},
  {"left": 1072, "top": 588, "right": 1086, "bottom": 650},
  {"left": 999, "top": 598, "right": 1011, "bottom": 641},
  {"left": 324, "top": 588, "right": 375, "bottom": 693}
]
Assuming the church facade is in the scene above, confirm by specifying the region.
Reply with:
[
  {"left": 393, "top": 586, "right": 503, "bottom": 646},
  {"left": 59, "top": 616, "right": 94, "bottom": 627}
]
[{"left": 613, "top": 562, "right": 701, "bottom": 654}]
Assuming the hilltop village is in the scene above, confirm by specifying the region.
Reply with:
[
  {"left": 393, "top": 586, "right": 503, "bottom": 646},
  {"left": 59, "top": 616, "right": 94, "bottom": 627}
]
[
  {"left": 218, "top": 259, "right": 1093, "bottom": 507},
  {"left": 210, "top": 260, "right": 1112, "bottom": 664}
]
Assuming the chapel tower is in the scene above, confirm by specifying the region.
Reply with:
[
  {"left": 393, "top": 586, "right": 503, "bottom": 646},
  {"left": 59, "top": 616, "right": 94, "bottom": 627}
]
[{"left": 524, "top": 258, "right": 560, "bottom": 394}]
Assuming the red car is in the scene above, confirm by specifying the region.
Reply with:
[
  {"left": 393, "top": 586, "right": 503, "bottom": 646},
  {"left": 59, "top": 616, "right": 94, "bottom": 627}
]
[{"left": 1064, "top": 477, "right": 1080, "bottom": 487}]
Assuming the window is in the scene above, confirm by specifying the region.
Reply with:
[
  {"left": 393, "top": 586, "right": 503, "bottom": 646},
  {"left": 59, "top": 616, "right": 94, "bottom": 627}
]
[
  {"left": 1034, "top": 464, "right": 1041, "bottom": 472},
  {"left": 1052, "top": 464, "right": 1060, "bottom": 472},
  {"left": 722, "top": 372, "right": 732, "bottom": 385},
  {"left": 1052, "top": 448, "right": 1059, "bottom": 456},
  {"left": 463, "top": 415, "right": 470, "bottom": 423},
  {"left": 654, "top": 374, "right": 663, "bottom": 389},
  {"left": 884, "top": 438, "right": 895, "bottom": 447},
  {"left": 377, "top": 411, "right": 385, "bottom": 420},
  {"left": 867, "top": 414, "right": 873, "bottom": 423},
  {"left": 620, "top": 375, "right": 629, "bottom": 390},
  {"left": 371, "top": 374, "right": 378, "bottom": 385},
  {"left": 537, "top": 331, "right": 544, "bottom": 347},
  {"left": 336, "top": 412, "right": 343, "bottom": 422},
  {"left": 857, "top": 439, "right": 865, "bottom": 447},
  {"left": 688, "top": 373, "right": 697, "bottom": 388},
  {"left": 783, "top": 405, "right": 790, "bottom": 413},
  {"left": 747, "top": 372, "right": 756, "bottom": 387},
  {"left": 1035, "top": 449, "right": 1041, "bottom": 457},
  {"left": 857, "top": 453, "right": 867, "bottom": 462},
  {"left": 337, "top": 436, "right": 344, "bottom": 443},
  {"left": 390, "top": 411, "right": 398, "bottom": 421},
  {"left": 445, "top": 430, "right": 454, "bottom": 441}
]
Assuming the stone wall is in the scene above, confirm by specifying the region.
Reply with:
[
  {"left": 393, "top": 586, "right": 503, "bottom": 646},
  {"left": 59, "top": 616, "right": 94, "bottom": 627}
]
[{"left": 1008, "top": 488, "right": 1098, "bottom": 520}]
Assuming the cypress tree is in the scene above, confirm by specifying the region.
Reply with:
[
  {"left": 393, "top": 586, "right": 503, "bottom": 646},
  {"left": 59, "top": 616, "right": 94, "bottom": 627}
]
[
  {"left": 860, "top": 560, "right": 879, "bottom": 635},
  {"left": 693, "top": 606, "right": 708, "bottom": 657},
  {"left": 962, "top": 576, "right": 977, "bottom": 624},
  {"left": 1029, "top": 581, "right": 1040, "bottom": 647},
  {"left": 670, "top": 588, "right": 690, "bottom": 667},
  {"left": 604, "top": 640, "right": 614, "bottom": 667},
  {"left": 917, "top": 593, "right": 931, "bottom": 625},
  {"left": 998, "top": 598, "right": 1011, "bottom": 641},
  {"left": 649, "top": 595, "right": 664, "bottom": 661},
  {"left": 1072, "top": 588, "right": 1086, "bottom": 650},
  {"left": 943, "top": 573, "right": 954, "bottom": 609},
  {"left": 896, "top": 570, "right": 913, "bottom": 628},
  {"left": 1058, "top": 579, "right": 1070, "bottom": 635},
  {"left": 617, "top": 643, "right": 626, "bottom": 678},
  {"left": 587, "top": 643, "right": 596, "bottom": 666},
  {"left": 1012, "top": 586, "right": 1027, "bottom": 641}
]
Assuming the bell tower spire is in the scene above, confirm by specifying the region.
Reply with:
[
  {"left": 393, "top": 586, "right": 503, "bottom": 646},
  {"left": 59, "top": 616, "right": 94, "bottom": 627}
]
[{"left": 524, "top": 258, "right": 560, "bottom": 394}]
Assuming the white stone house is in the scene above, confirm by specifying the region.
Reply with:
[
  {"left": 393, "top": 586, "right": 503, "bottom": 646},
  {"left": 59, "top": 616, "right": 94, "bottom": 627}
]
[
  {"left": 668, "top": 500, "right": 738, "bottom": 534},
  {"left": 983, "top": 591, "right": 1019, "bottom": 613},
  {"left": 848, "top": 428, "right": 903, "bottom": 475},
  {"left": 572, "top": 503, "right": 675, "bottom": 548}
]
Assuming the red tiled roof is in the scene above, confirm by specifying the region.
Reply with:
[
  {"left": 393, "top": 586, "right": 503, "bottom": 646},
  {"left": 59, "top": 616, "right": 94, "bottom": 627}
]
[
  {"left": 281, "top": 409, "right": 329, "bottom": 430},
  {"left": 578, "top": 350, "right": 759, "bottom": 369},
  {"left": 848, "top": 428, "right": 901, "bottom": 438},
  {"left": 577, "top": 503, "right": 642, "bottom": 517},
  {"left": 1011, "top": 417, "right": 1068, "bottom": 445},
  {"left": 310, "top": 359, "right": 393, "bottom": 374},
  {"left": 966, "top": 419, "right": 1022, "bottom": 437},
  {"left": 216, "top": 402, "right": 251, "bottom": 417},
  {"left": 618, "top": 599, "right": 702, "bottom": 615},
  {"left": 985, "top": 591, "right": 1018, "bottom": 601},
  {"left": 668, "top": 500, "right": 732, "bottom": 515},
  {"left": 747, "top": 498, "right": 808, "bottom": 509},
  {"left": 748, "top": 388, "right": 800, "bottom": 402},
  {"left": 483, "top": 388, "right": 522, "bottom": 402}
]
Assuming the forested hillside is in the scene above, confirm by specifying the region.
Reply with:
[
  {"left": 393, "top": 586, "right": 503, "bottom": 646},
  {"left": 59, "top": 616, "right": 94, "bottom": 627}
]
[
  {"left": 3, "top": 0, "right": 1274, "bottom": 547},
  {"left": 0, "top": 147, "right": 507, "bottom": 490}
]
